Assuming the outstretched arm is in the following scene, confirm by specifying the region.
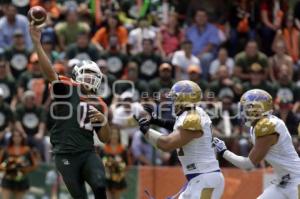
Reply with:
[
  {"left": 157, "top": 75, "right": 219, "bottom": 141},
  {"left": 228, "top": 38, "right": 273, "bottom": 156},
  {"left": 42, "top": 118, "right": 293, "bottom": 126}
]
[
  {"left": 30, "top": 25, "right": 57, "bottom": 82},
  {"left": 213, "top": 134, "right": 278, "bottom": 170},
  {"left": 137, "top": 117, "right": 202, "bottom": 152}
]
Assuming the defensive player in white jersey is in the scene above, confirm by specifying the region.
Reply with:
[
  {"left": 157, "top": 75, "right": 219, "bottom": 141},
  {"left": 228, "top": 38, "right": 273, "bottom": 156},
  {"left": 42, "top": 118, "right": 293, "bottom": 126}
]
[
  {"left": 136, "top": 80, "right": 224, "bottom": 199},
  {"left": 213, "top": 89, "right": 300, "bottom": 199}
]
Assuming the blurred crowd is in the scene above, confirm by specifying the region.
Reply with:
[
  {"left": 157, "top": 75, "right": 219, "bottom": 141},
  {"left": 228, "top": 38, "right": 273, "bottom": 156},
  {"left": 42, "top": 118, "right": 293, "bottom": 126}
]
[{"left": 0, "top": 0, "right": 300, "bottom": 175}]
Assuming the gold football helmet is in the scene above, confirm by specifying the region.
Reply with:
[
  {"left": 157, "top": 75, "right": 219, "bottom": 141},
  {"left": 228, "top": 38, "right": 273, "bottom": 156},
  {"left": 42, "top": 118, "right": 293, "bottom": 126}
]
[
  {"left": 240, "top": 89, "right": 273, "bottom": 126},
  {"left": 169, "top": 80, "right": 202, "bottom": 115}
]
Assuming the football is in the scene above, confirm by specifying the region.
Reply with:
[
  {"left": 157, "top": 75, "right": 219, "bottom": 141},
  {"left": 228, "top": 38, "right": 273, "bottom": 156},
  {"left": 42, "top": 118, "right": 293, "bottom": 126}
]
[{"left": 27, "top": 6, "right": 47, "bottom": 28}]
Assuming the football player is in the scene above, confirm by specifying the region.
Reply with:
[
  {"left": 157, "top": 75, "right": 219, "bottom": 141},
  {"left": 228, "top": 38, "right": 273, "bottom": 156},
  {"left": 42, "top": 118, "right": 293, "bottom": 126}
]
[
  {"left": 136, "top": 80, "right": 224, "bottom": 199},
  {"left": 213, "top": 89, "right": 300, "bottom": 199},
  {"left": 30, "top": 25, "right": 110, "bottom": 199}
]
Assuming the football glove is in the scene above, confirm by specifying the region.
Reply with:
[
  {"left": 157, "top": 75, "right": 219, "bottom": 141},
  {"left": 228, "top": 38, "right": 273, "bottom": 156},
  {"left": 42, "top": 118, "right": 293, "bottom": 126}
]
[{"left": 212, "top": 137, "right": 227, "bottom": 156}]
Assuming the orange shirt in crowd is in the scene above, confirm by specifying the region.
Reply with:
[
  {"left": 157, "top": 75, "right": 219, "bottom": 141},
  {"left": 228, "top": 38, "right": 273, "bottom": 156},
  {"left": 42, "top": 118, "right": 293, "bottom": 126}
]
[{"left": 92, "top": 27, "right": 128, "bottom": 49}]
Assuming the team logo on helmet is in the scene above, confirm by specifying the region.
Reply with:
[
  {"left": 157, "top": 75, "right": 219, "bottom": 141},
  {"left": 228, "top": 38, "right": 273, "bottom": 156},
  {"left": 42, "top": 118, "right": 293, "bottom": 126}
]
[
  {"left": 240, "top": 89, "right": 273, "bottom": 126},
  {"left": 169, "top": 80, "right": 202, "bottom": 115}
]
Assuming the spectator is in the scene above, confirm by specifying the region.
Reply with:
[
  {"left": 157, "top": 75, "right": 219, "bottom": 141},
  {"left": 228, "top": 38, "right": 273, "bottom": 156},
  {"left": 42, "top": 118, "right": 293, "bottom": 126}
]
[
  {"left": 40, "top": 27, "right": 59, "bottom": 63},
  {"left": 157, "top": 12, "right": 184, "bottom": 58},
  {"left": 101, "top": 36, "right": 128, "bottom": 79},
  {"left": 211, "top": 91, "right": 239, "bottom": 138},
  {"left": 149, "top": 63, "right": 175, "bottom": 96},
  {"left": 100, "top": 127, "right": 128, "bottom": 199},
  {"left": 92, "top": 13, "right": 128, "bottom": 53},
  {"left": 234, "top": 40, "right": 268, "bottom": 81},
  {"left": 11, "top": 0, "right": 30, "bottom": 16},
  {"left": 128, "top": 17, "right": 156, "bottom": 55},
  {"left": 150, "top": 0, "right": 178, "bottom": 25},
  {"left": 228, "top": 0, "right": 258, "bottom": 56},
  {"left": 187, "top": 65, "right": 208, "bottom": 92},
  {"left": 280, "top": 15, "right": 300, "bottom": 63},
  {"left": 275, "top": 65, "right": 300, "bottom": 104},
  {"left": 111, "top": 91, "right": 144, "bottom": 146},
  {"left": 269, "top": 39, "right": 293, "bottom": 82},
  {"left": 115, "top": 61, "right": 149, "bottom": 98},
  {"left": 55, "top": 7, "right": 90, "bottom": 51},
  {"left": 130, "top": 123, "right": 171, "bottom": 166},
  {"left": 17, "top": 53, "right": 48, "bottom": 106},
  {"left": 56, "top": 0, "right": 89, "bottom": 15},
  {"left": 4, "top": 30, "right": 31, "bottom": 80},
  {"left": 65, "top": 31, "right": 100, "bottom": 61},
  {"left": 274, "top": 97, "right": 300, "bottom": 135},
  {"left": 0, "top": 130, "right": 39, "bottom": 199},
  {"left": 96, "top": 59, "right": 117, "bottom": 105},
  {"left": 172, "top": 40, "right": 200, "bottom": 80},
  {"left": 17, "top": 53, "right": 48, "bottom": 105},
  {"left": 242, "top": 63, "right": 276, "bottom": 96},
  {"left": 0, "top": 88, "right": 13, "bottom": 146},
  {"left": 0, "top": 4, "right": 32, "bottom": 50},
  {"left": 131, "top": 131, "right": 155, "bottom": 165},
  {"left": 259, "top": 0, "right": 288, "bottom": 55},
  {"left": 209, "top": 48, "right": 234, "bottom": 80},
  {"left": 208, "top": 65, "right": 242, "bottom": 102},
  {"left": 15, "top": 91, "right": 46, "bottom": 159},
  {"left": 185, "top": 9, "right": 220, "bottom": 80},
  {"left": 133, "top": 39, "right": 162, "bottom": 81},
  {"left": 0, "top": 61, "right": 16, "bottom": 105}
]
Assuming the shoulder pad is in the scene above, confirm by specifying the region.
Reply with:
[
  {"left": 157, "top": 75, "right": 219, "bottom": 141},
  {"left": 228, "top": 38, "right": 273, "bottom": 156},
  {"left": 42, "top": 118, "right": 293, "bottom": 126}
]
[
  {"left": 181, "top": 111, "right": 202, "bottom": 131},
  {"left": 254, "top": 117, "right": 276, "bottom": 137}
]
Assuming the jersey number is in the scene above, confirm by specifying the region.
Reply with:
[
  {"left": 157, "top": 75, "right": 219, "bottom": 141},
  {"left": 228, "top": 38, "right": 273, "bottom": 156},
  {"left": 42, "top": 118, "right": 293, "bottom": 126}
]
[{"left": 79, "top": 102, "right": 93, "bottom": 131}]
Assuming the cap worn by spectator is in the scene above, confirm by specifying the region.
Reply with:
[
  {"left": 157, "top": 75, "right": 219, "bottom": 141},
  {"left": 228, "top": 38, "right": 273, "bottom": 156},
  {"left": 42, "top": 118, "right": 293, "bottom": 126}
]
[
  {"left": 187, "top": 65, "right": 202, "bottom": 74},
  {"left": 218, "top": 88, "right": 234, "bottom": 99},
  {"left": 13, "top": 29, "right": 23, "bottom": 37},
  {"left": 22, "top": 90, "right": 35, "bottom": 102}
]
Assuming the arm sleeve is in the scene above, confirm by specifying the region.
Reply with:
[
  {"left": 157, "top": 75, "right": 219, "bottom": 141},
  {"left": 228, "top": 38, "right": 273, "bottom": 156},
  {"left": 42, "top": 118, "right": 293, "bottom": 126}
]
[{"left": 223, "top": 150, "right": 255, "bottom": 170}]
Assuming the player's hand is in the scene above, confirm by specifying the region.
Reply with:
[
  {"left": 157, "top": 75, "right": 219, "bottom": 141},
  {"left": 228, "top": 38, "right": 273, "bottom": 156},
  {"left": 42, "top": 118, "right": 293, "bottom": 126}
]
[
  {"left": 142, "top": 103, "right": 157, "bottom": 119},
  {"left": 134, "top": 116, "right": 150, "bottom": 135},
  {"left": 89, "top": 106, "right": 106, "bottom": 124},
  {"left": 29, "top": 25, "right": 41, "bottom": 44},
  {"left": 212, "top": 137, "right": 227, "bottom": 155}
]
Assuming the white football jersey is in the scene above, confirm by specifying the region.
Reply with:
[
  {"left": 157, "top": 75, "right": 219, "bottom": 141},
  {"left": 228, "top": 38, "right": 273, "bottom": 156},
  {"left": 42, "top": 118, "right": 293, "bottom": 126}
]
[
  {"left": 250, "top": 115, "right": 300, "bottom": 181},
  {"left": 174, "top": 107, "right": 220, "bottom": 175}
]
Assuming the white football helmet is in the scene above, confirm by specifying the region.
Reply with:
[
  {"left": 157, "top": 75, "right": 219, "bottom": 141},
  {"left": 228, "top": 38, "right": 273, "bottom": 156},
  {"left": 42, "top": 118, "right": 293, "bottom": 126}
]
[{"left": 72, "top": 60, "right": 103, "bottom": 92}]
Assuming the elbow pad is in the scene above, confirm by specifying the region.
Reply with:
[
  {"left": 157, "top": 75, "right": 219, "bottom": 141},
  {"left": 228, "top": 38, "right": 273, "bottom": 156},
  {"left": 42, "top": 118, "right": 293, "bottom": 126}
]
[{"left": 223, "top": 150, "right": 255, "bottom": 170}]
